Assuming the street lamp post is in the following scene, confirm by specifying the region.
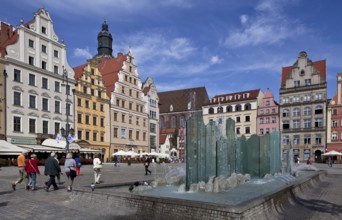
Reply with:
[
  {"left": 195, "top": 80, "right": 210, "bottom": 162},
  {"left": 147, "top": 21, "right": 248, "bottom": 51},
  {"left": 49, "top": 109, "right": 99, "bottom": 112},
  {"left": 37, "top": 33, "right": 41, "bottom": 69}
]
[{"left": 62, "top": 66, "right": 70, "bottom": 153}]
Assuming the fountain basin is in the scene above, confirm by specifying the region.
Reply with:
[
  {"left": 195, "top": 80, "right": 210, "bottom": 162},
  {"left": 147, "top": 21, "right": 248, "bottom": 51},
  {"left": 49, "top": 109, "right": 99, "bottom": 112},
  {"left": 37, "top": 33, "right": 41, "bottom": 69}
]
[{"left": 69, "top": 170, "right": 323, "bottom": 219}]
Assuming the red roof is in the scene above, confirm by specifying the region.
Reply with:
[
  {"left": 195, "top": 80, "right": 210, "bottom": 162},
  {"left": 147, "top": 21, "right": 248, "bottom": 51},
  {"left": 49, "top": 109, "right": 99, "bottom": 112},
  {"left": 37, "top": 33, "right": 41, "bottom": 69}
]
[
  {"left": 0, "top": 22, "right": 18, "bottom": 57},
  {"left": 160, "top": 128, "right": 176, "bottom": 134},
  {"left": 281, "top": 59, "right": 326, "bottom": 87},
  {"left": 73, "top": 64, "right": 87, "bottom": 81},
  {"left": 98, "top": 53, "right": 127, "bottom": 97},
  {"left": 159, "top": 134, "right": 167, "bottom": 145}
]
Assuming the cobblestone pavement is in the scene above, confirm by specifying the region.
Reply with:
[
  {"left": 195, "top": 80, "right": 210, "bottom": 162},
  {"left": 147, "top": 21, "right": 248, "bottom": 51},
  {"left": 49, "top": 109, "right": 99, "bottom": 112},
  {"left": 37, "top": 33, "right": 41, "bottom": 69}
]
[{"left": 1, "top": 162, "right": 342, "bottom": 219}]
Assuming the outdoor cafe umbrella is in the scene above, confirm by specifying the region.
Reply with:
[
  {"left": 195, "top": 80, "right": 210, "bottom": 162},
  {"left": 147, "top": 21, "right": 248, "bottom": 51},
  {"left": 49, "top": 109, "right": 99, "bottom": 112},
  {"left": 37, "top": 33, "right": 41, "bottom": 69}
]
[{"left": 322, "top": 150, "right": 342, "bottom": 156}]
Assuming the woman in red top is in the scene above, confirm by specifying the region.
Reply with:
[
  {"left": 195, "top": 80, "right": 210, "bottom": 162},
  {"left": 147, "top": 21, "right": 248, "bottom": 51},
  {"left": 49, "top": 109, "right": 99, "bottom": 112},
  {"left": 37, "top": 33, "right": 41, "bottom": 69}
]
[{"left": 25, "top": 154, "right": 40, "bottom": 191}]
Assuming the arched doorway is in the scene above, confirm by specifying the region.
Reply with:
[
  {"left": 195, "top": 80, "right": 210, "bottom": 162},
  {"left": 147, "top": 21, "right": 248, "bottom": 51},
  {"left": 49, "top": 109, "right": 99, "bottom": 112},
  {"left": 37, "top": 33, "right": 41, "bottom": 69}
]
[{"left": 315, "top": 150, "right": 322, "bottom": 163}]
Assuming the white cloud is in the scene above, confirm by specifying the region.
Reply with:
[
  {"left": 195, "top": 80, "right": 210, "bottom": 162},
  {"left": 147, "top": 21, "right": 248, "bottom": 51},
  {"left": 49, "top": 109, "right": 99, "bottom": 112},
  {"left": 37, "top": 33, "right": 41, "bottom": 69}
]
[
  {"left": 225, "top": 0, "right": 306, "bottom": 48},
  {"left": 240, "top": 14, "right": 248, "bottom": 25},
  {"left": 210, "top": 56, "right": 223, "bottom": 64},
  {"left": 73, "top": 47, "right": 92, "bottom": 59}
]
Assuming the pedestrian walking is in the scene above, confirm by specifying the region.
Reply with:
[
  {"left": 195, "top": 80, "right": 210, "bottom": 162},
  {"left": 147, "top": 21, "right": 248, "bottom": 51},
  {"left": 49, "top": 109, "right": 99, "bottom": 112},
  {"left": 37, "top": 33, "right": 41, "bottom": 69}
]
[
  {"left": 44, "top": 152, "right": 61, "bottom": 192},
  {"left": 328, "top": 156, "right": 333, "bottom": 168},
  {"left": 93, "top": 153, "right": 102, "bottom": 184},
  {"left": 64, "top": 153, "right": 77, "bottom": 192},
  {"left": 144, "top": 156, "right": 152, "bottom": 175},
  {"left": 113, "top": 155, "right": 118, "bottom": 167},
  {"left": 54, "top": 153, "right": 63, "bottom": 185},
  {"left": 25, "top": 154, "right": 40, "bottom": 191},
  {"left": 12, "top": 151, "right": 29, "bottom": 191},
  {"left": 74, "top": 153, "right": 81, "bottom": 175}
]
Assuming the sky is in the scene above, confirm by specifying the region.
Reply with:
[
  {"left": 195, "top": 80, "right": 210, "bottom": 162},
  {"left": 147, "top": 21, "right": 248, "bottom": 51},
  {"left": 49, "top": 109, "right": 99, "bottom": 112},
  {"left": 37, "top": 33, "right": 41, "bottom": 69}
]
[{"left": 1, "top": 0, "right": 342, "bottom": 101}]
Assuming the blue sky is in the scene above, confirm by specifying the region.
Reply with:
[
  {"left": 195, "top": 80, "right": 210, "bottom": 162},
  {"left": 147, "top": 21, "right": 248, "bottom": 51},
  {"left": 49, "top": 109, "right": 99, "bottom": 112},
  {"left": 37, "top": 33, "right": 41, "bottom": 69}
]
[{"left": 1, "top": 0, "right": 342, "bottom": 101}]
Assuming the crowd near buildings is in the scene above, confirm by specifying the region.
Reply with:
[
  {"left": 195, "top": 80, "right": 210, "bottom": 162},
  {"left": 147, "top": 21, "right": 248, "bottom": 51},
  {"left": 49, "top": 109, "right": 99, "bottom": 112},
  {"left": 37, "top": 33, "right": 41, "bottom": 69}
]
[{"left": 0, "top": 8, "right": 341, "bottom": 163}]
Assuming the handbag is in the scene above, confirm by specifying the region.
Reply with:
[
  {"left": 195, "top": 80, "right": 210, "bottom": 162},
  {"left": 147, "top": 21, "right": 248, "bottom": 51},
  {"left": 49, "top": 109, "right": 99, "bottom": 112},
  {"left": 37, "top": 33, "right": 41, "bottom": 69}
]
[
  {"left": 69, "top": 169, "right": 77, "bottom": 178},
  {"left": 95, "top": 163, "right": 102, "bottom": 169}
]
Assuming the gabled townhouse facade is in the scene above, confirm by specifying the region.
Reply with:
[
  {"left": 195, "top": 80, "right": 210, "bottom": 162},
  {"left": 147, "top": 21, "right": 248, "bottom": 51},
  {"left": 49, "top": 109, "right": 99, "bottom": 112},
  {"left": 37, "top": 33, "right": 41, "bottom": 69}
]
[
  {"left": 327, "top": 73, "right": 342, "bottom": 153},
  {"left": 0, "top": 8, "right": 75, "bottom": 146},
  {"left": 202, "top": 89, "right": 264, "bottom": 139},
  {"left": 279, "top": 51, "right": 327, "bottom": 162},
  {"left": 142, "top": 77, "right": 159, "bottom": 153},
  {"left": 256, "top": 88, "right": 279, "bottom": 135}
]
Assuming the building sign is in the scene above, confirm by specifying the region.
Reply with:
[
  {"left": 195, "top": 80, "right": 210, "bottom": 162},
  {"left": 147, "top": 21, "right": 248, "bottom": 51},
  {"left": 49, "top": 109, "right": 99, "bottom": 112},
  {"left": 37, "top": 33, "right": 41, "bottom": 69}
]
[{"left": 11, "top": 137, "right": 36, "bottom": 145}]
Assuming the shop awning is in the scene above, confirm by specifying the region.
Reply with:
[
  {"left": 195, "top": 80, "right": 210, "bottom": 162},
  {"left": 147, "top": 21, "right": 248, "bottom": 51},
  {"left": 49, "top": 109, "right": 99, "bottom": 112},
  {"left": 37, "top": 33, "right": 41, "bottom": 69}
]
[
  {"left": 0, "top": 140, "right": 25, "bottom": 155},
  {"left": 41, "top": 139, "right": 81, "bottom": 150},
  {"left": 18, "top": 145, "right": 64, "bottom": 153},
  {"left": 79, "top": 148, "right": 102, "bottom": 153}
]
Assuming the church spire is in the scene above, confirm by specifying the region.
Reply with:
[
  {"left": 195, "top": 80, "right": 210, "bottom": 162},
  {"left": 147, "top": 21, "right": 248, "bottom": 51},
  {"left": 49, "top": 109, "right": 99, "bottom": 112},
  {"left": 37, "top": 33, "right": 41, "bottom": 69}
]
[{"left": 97, "top": 21, "right": 113, "bottom": 57}]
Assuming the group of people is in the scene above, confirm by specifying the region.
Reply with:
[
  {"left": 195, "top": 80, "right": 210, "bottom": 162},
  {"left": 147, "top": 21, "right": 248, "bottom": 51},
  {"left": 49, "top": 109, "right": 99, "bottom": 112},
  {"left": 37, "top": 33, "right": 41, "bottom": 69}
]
[{"left": 11, "top": 151, "right": 102, "bottom": 192}]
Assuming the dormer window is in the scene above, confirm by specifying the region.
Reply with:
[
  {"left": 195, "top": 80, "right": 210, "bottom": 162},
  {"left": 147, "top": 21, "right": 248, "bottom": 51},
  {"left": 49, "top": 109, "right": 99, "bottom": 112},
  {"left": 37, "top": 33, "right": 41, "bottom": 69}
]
[
  {"left": 300, "top": 69, "right": 305, "bottom": 76},
  {"left": 42, "top": 26, "right": 47, "bottom": 34}
]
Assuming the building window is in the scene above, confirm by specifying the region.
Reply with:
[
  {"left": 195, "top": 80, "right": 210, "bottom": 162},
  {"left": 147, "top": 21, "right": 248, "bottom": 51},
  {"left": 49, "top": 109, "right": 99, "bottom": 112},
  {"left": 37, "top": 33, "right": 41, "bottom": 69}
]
[
  {"left": 91, "top": 89, "right": 94, "bottom": 96},
  {"left": 282, "top": 109, "right": 290, "bottom": 117},
  {"left": 101, "top": 118, "right": 104, "bottom": 127},
  {"left": 54, "top": 50, "right": 59, "bottom": 58},
  {"left": 41, "top": 26, "right": 47, "bottom": 34},
  {"left": 100, "top": 104, "right": 104, "bottom": 111},
  {"left": 122, "top": 100, "right": 125, "bottom": 108},
  {"left": 245, "top": 115, "right": 250, "bottom": 122},
  {"left": 77, "top": 98, "right": 82, "bottom": 107},
  {"left": 42, "top": 61, "right": 47, "bottom": 70},
  {"left": 29, "top": 56, "right": 34, "bottom": 65},
  {"left": 93, "top": 116, "right": 97, "bottom": 125},
  {"left": 129, "top": 102, "right": 132, "bottom": 110},
  {"left": 13, "top": 116, "right": 21, "bottom": 132},
  {"left": 14, "top": 92, "right": 21, "bottom": 106},
  {"left": 42, "top": 77, "right": 48, "bottom": 89},
  {"left": 85, "top": 100, "right": 89, "bottom": 108},
  {"left": 78, "top": 130, "right": 82, "bottom": 140},
  {"left": 272, "top": 117, "right": 276, "bottom": 123},
  {"left": 136, "top": 91, "right": 139, "bottom": 98},
  {"left": 209, "top": 108, "right": 214, "bottom": 114},
  {"left": 54, "top": 122, "right": 60, "bottom": 135},
  {"left": 217, "top": 106, "right": 223, "bottom": 113},
  {"left": 304, "top": 135, "right": 311, "bottom": 144},
  {"left": 54, "top": 101, "right": 60, "bottom": 113},
  {"left": 83, "top": 86, "right": 87, "bottom": 94},
  {"left": 29, "top": 118, "right": 36, "bottom": 133},
  {"left": 42, "top": 121, "right": 48, "bottom": 134},
  {"left": 293, "top": 135, "right": 300, "bottom": 145},
  {"left": 293, "top": 108, "right": 300, "bottom": 117},
  {"left": 42, "top": 45, "right": 47, "bottom": 53},
  {"left": 121, "top": 128, "right": 126, "bottom": 139},
  {"left": 29, "top": 74, "right": 35, "bottom": 86},
  {"left": 86, "top": 131, "right": 90, "bottom": 140},
  {"left": 136, "top": 131, "right": 140, "bottom": 140},
  {"left": 315, "top": 134, "right": 322, "bottom": 144},
  {"left": 93, "top": 132, "right": 97, "bottom": 141},
  {"left": 332, "top": 109, "right": 338, "bottom": 115},
  {"left": 332, "top": 132, "right": 338, "bottom": 140},
  {"left": 293, "top": 120, "right": 300, "bottom": 129},
  {"left": 29, "top": 39, "right": 34, "bottom": 48},
  {"left": 136, "top": 117, "right": 140, "bottom": 125},
  {"left": 259, "top": 118, "right": 264, "bottom": 124},
  {"left": 122, "top": 86, "right": 125, "bottom": 94},
  {"left": 122, "top": 114, "right": 125, "bottom": 123},
  {"left": 304, "top": 119, "right": 311, "bottom": 128},
  {"left": 266, "top": 117, "right": 270, "bottom": 124},
  {"left": 14, "top": 69, "right": 21, "bottom": 82},
  {"left": 114, "top": 128, "right": 118, "bottom": 138},
  {"left": 143, "top": 132, "right": 146, "bottom": 141},
  {"left": 160, "top": 117, "right": 165, "bottom": 128},
  {"left": 265, "top": 100, "right": 270, "bottom": 106},
  {"left": 150, "top": 111, "right": 156, "bottom": 119},
  {"left": 129, "top": 130, "right": 133, "bottom": 139},
  {"left": 98, "top": 91, "right": 101, "bottom": 98},
  {"left": 283, "top": 121, "right": 290, "bottom": 129},
  {"left": 86, "top": 115, "right": 90, "bottom": 124},
  {"left": 54, "top": 65, "right": 59, "bottom": 74},
  {"left": 42, "top": 98, "right": 48, "bottom": 111},
  {"left": 304, "top": 79, "right": 311, "bottom": 86},
  {"left": 260, "top": 128, "right": 264, "bottom": 135},
  {"left": 114, "top": 112, "right": 118, "bottom": 121},
  {"left": 29, "top": 95, "right": 36, "bottom": 109},
  {"left": 171, "top": 116, "right": 177, "bottom": 128},
  {"left": 315, "top": 118, "right": 323, "bottom": 128},
  {"left": 294, "top": 80, "right": 300, "bottom": 87},
  {"left": 236, "top": 127, "right": 240, "bottom": 135},
  {"left": 66, "top": 103, "right": 71, "bottom": 116},
  {"left": 77, "top": 114, "right": 82, "bottom": 123},
  {"left": 315, "top": 93, "right": 323, "bottom": 100},
  {"left": 150, "top": 123, "right": 156, "bottom": 133},
  {"left": 93, "top": 103, "right": 96, "bottom": 110},
  {"left": 332, "top": 120, "right": 338, "bottom": 127},
  {"left": 304, "top": 107, "right": 311, "bottom": 115},
  {"left": 55, "top": 82, "right": 60, "bottom": 92},
  {"left": 303, "top": 94, "right": 311, "bottom": 102},
  {"left": 315, "top": 106, "right": 323, "bottom": 114},
  {"left": 283, "top": 135, "right": 289, "bottom": 145},
  {"left": 293, "top": 96, "right": 300, "bottom": 103},
  {"left": 129, "top": 115, "right": 132, "bottom": 124},
  {"left": 245, "top": 127, "right": 250, "bottom": 134},
  {"left": 235, "top": 104, "right": 241, "bottom": 111},
  {"left": 245, "top": 103, "right": 251, "bottom": 110}
]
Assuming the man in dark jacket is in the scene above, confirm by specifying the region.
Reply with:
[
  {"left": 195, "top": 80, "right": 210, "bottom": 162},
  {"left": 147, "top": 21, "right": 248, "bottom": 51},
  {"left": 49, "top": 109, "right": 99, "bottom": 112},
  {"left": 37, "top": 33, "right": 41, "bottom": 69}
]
[{"left": 44, "top": 152, "right": 61, "bottom": 192}]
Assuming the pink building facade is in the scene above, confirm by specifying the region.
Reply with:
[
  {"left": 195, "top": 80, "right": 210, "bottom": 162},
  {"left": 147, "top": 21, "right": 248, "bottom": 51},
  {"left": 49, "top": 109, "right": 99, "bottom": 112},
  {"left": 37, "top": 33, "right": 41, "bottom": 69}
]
[{"left": 257, "top": 88, "right": 279, "bottom": 135}]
